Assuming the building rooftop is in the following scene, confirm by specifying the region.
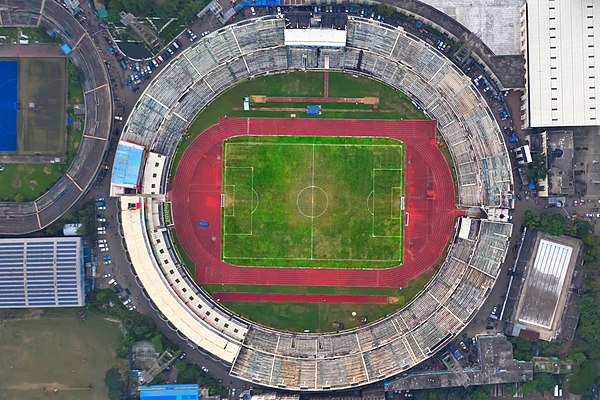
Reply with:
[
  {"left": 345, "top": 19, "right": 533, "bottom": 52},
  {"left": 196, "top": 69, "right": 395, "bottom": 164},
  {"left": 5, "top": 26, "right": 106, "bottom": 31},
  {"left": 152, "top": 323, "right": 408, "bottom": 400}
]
[
  {"left": 513, "top": 234, "right": 581, "bottom": 341},
  {"left": 420, "top": 0, "right": 524, "bottom": 56},
  {"left": 0, "top": 237, "right": 84, "bottom": 308},
  {"left": 284, "top": 28, "right": 346, "bottom": 47},
  {"left": 139, "top": 384, "right": 199, "bottom": 400},
  {"left": 111, "top": 140, "right": 145, "bottom": 189},
  {"left": 523, "top": 0, "right": 600, "bottom": 127}
]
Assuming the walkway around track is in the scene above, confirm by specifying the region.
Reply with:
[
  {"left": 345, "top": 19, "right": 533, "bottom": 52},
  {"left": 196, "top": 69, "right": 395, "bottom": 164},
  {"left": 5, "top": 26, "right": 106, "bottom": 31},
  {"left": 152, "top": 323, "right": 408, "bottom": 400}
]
[
  {"left": 212, "top": 292, "right": 389, "bottom": 304},
  {"left": 170, "top": 117, "right": 456, "bottom": 288}
]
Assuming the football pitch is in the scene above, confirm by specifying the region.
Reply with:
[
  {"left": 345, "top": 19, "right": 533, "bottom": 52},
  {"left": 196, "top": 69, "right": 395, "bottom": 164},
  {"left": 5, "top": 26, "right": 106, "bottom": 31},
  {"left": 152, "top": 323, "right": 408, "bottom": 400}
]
[
  {"left": 222, "top": 135, "right": 405, "bottom": 268},
  {"left": 18, "top": 57, "right": 67, "bottom": 155}
]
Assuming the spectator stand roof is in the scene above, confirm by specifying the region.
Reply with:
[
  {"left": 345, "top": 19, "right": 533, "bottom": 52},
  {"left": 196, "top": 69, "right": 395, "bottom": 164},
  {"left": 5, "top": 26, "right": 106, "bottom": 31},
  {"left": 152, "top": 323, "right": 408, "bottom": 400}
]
[
  {"left": 139, "top": 384, "right": 199, "bottom": 400},
  {"left": 111, "top": 140, "right": 146, "bottom": 190},
  {"left": 284, "top": 29, "right": 347, "bottom": 47}
]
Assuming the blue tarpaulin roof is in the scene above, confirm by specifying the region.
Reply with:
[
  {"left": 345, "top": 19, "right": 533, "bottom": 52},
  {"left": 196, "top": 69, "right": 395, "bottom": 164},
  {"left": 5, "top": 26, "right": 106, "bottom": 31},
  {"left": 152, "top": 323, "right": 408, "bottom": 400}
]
[
  {"left": 61, "top": 44, "right": 72, "bottom": 55},
  {"left": 306, "top": 105, "right": 321, "bottom": 115},
  {"left": 139, "top": 384, "right": 199, "bottom": 400},
  {"left": 111, "top": 140, "right": 145, "bottom": 189}
]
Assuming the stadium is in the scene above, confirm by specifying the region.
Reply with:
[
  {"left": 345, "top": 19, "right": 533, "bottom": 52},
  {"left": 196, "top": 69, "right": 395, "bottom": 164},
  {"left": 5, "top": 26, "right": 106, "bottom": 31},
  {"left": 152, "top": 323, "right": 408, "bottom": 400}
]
[{"left": 113, "top": 15, "right": 514, "bottom": 391}]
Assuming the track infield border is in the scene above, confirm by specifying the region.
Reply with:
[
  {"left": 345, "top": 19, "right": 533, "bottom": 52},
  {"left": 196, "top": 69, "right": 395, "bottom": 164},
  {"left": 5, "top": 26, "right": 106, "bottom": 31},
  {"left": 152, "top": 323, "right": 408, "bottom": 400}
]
[{"left": 170, "top": 117, "right": 456, "bottom": 287}]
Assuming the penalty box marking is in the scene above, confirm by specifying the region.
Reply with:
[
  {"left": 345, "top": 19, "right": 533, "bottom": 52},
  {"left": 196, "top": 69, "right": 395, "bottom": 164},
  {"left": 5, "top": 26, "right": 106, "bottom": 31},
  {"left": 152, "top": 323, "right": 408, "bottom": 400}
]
[
  {"left": 372, "top": 168, "right": 404, "bottom": 243},
  {"left": 222, "top": 141, "right": 404, "bottom": 262},
  {"left": 222, "top": 166, "right": 254, "bottom": 236}
]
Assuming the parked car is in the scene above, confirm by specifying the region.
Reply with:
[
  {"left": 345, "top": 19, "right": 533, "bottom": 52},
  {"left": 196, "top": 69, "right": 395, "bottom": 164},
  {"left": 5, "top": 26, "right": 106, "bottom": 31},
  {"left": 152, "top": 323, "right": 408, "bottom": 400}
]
[
  {"left": 102, "top": 255, "right": 111, "bottom": 261},
  {"left": 102, "top": 273, "right": 112, "bottom": 278},
  {"left": 460, "top": 341, "right": 467, "bottom": 351}
]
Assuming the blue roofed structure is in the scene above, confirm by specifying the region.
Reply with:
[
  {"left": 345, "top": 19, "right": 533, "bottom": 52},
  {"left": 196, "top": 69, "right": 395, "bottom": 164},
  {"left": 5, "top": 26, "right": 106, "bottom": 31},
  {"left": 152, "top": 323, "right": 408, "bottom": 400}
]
[
  {"left": 306, "top": 105, "right": 321, "bottom": 115},
  {"left": 0, "top": 237, "right": 85, "bottom": 308},
  {"left": 111, "top": 140, "right": 145, "bottom": 193},
  {"left": 139, "top": 384, "right": 199, "bottom": 400},
  {"left": 61, "top": 44, "right": 72, "bottom": 55}
]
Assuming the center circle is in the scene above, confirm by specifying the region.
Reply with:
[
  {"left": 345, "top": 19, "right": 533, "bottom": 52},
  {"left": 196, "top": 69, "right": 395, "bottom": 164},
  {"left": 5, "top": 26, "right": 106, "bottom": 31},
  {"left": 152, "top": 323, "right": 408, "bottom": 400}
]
[{"left": 296, "top": 186, "right": 329, "bottom": 218}]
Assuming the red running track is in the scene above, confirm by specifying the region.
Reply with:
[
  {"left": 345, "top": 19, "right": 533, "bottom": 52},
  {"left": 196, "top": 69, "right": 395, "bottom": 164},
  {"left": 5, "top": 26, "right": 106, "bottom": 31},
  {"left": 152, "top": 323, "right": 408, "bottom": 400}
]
[
  {"left": 170, "top": 117, "right": 456, "bottom": 288},
  {"left": 212, "top": 292, "right": 389, "bottom": 304}
]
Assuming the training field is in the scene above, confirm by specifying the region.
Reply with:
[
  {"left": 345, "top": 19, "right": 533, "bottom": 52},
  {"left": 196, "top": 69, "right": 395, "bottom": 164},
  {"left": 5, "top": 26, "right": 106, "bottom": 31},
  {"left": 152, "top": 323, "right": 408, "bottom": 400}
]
[
  {"left": 18, "top": 57, "right": 67, "bottom": 155},
  {"left": 222, "top": 136, "right": 405, "bottom": 268},
  {"left": 0, "top": 308, "right": 125, "bottom": 400}
]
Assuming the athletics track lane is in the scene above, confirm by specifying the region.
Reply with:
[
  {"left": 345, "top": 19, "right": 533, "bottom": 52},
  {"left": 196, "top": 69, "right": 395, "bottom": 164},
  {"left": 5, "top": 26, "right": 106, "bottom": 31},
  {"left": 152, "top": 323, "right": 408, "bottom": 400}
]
[
  {"left": 212, "top": 292, "right": 389, "bottom": 304},
  {"left": 170, "top": 117, "right": 456, "bottom": 288}
]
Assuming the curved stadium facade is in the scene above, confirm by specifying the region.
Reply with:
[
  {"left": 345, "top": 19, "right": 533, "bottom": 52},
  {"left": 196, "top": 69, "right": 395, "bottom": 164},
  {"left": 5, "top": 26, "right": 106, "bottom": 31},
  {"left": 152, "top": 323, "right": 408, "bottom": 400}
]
[{"left": 114, "top": 16, "right": 514, "bottom": 391}]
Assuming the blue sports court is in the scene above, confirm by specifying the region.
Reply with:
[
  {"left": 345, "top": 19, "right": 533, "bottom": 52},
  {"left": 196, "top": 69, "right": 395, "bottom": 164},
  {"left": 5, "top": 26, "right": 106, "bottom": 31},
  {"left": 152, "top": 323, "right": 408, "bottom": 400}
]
[{"left": 0, "top": 61, "right": 18, "bottom": 152}]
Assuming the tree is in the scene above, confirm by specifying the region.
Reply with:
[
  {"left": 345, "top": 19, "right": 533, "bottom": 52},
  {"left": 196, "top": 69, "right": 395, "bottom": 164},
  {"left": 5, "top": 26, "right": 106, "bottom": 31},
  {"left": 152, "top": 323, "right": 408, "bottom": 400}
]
[
  {"left": 567, "top": 219, "right": 592, "bottom": 239},
  {"left": 528, "top": 153, "right": 548, "bottom": 182},
  {"left": 104, "top": 367, "right": 125, "bottom": 400},
  {"left": 572, "top": 352, "right": 587, "bottom": 366},
  {"left": 583, "top": 235, "right": 600, "bottom": 262},
  {"left": 569, "top": 360, "right": 598, "bottom": 394},
  {"left": 534, "top": 373, "right": 556, "bottom": 393},
  {"left": 523, "top": 211, "right": 565, "bottom": 236}
]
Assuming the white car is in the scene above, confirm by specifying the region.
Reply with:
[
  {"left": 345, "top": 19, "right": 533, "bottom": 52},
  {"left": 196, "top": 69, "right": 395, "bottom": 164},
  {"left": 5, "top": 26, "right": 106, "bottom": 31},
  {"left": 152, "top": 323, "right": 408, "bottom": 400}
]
[
  {"left": 250, "top": 6, "right": 256, "bottom": 15},
  {"left": 100, "top": 247, "right": 109, "bottom": 252},
  {"left": 97, "top": 205, "right": 106, "bottom": 210},
  {"left": 98, "top": 239, "right": 107, "bottom": 244},
  {"left": 102, "top": 273, "right": 112, "bottom": 278},
  {"left": 103, "top": 260, "right": 112, "bottom": 265}
]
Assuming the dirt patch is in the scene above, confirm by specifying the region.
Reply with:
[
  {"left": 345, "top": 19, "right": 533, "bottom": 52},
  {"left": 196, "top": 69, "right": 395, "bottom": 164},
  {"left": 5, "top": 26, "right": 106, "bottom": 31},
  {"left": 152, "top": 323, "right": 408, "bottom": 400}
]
[
  {"left": 2, "top": 382, "right": 91, "bottom": 391},
  {"left": 11, "top": 177, "right": 21, "bottom": 189},
  {"left": 43, "top": 165, "right": 51, "bottom": 175},
  {"left": 388, "top": 296, "right": 400, "bottom": 304},
  {"left": 28, "top": 180, "right": 38, "bottom": 190},
  {"left": 224, "top": 193, "right": 235, "bottom": 208}
]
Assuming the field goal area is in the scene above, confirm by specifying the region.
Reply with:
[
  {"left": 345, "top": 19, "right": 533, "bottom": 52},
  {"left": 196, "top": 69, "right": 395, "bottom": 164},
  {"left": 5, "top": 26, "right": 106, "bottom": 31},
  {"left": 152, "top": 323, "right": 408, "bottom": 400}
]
[{"left": 221, "top": 137, "right": 405, "bottom": 267}]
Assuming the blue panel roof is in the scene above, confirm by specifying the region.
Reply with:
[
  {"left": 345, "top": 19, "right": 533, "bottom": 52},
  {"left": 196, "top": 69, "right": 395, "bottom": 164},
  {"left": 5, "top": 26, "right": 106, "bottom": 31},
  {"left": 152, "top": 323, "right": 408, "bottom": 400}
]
[
  {"left": 139, "top": 385, "right": 199, "bottom": 400},
  {"left": 111, "top": 141, "right": 145, "bottom": 189},
  {"left": 0, "top": 238, "right": 83, "bottom": 308}
]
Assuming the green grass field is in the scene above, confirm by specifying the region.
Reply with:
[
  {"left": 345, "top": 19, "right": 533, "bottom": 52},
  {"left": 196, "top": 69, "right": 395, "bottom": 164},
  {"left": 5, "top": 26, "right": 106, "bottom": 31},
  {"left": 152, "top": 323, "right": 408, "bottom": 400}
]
[
  {"left": 0, "top": 308, "right": 126, "bottom": 400},
  {"left": 222, "top": 135, "right": 405, "bottom": 268},
  {"left": 18, "top": 57, "right": 67, "bottom": 155},
  {"left": 204, "top": 266, "right": 436, "bottom": 332}
]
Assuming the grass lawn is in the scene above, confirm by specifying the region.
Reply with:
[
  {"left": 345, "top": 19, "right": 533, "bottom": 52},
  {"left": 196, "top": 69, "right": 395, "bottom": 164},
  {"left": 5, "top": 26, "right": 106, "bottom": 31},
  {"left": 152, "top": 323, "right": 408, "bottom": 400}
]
[
  {"left": 0, "top": 163, "right": 67, "bottom": 202},
  {"left": 0, "top": 308, "right": 126, "bottom": 400},
  {"left": 20, "top": 27, "right": 62, "bottom": 44},
  {"left": 0, "top": 27, "right": 18, "bottom": 43},
  {"left": 204, "top": 264, "right": 437, "bottom": 333},
  {"left": 222, "top": 135, "right": 404, "bottom": 268},
  {"left": 170, "top": 229, "right": 195, "bottom": 279},
  {"left": 18, "top": 57, "right": 67, "bottom": 155}
]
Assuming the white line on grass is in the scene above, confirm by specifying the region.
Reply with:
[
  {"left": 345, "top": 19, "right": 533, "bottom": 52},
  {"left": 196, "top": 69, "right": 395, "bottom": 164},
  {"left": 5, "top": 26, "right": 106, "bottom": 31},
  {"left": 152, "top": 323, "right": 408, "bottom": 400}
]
[{"left": 311, "top": 144, "right": 315, "bottom": 260}]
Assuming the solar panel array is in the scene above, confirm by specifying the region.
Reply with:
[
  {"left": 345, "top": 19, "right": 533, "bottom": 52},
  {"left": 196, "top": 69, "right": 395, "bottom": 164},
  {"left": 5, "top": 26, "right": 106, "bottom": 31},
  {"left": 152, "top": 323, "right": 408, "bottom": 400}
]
[{"left": 0, "top": 237, "right": 84, "bottom": 308}]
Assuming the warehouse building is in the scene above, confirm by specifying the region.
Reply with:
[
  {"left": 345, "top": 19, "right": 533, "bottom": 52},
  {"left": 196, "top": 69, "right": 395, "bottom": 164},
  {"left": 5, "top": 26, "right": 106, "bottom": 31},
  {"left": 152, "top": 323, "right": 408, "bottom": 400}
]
[
  {"left": 0, "top": 237, "right": 85, "bottom": 308},
  {"left": 512, "top": 233, "right": 581, "bottom": 341},
  {"left": 520, "top": 0, "right": 600, "bottom": 128}
]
